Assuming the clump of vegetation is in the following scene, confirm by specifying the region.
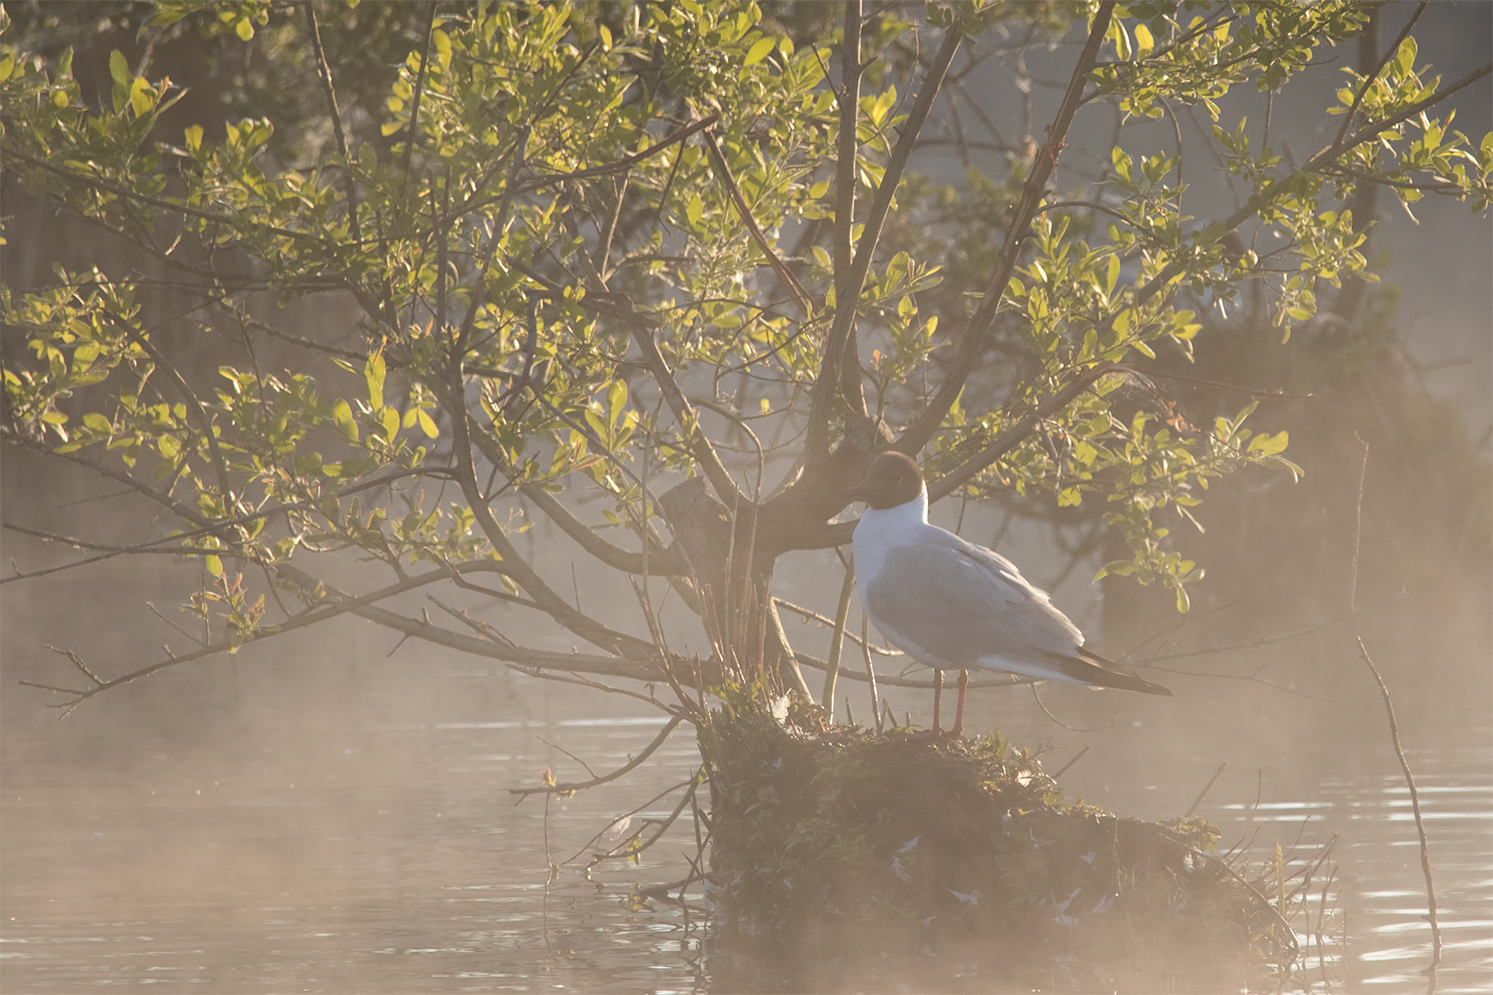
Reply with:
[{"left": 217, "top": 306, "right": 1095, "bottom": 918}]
[{"left": 700, "top": 699, "right": 1294, "bottom": 993}]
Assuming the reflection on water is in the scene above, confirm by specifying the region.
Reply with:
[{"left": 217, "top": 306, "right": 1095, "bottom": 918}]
[
  {"left": 2, "top": 626, "right": 1489, "bottom": 992},
  {"left": 2, "top": 643, "right": 709, "bottom": 993},
  {"left": 1206, "top": 748, "right": 1493, "bottom": 993}
]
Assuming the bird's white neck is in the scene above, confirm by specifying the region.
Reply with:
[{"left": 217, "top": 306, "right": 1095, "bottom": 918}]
[
  {"left": 852, "top": 490, "right": 930, "bottom": 594},
  {"left": 860, "top": 490, "right": 929, "bottom": 531}
]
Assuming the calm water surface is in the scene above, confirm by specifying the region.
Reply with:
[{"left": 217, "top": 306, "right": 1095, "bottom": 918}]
[{"left": 2, "top": 625, "right": 1490, "bottom": 993}]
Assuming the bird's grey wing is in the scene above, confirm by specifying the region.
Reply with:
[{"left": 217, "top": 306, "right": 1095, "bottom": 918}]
[{"left": 864, "top": 542, "right": 1081, "bottom": 667}]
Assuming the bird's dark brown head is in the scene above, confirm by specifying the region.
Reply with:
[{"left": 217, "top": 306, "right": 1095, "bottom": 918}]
[{"left": 845, "top": 451, "right": 925, "bottom": 510}]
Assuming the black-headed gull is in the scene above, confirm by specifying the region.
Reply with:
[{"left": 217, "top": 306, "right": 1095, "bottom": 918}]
[{"left": 846, "top": 452, "right": 1171, "bottom": 737}]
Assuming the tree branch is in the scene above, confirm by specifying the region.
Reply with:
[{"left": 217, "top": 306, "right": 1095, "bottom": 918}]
[
  {"left": 1331, "top": 2, "right": 1427, "bottom": 151},
  {"left": 834, "top": 2, "right": 868, "bottom": 414},
  {"left": 514, "top": 479, "right": 689, "bottom": 576},
  {"left": 399, "top": 4, "right": 439, "bottom": 196},
  {"left": 896, "top": 2, "right": 1115, "bottom": 455},
  {"left": 806, "top": 22, "right": 963, "bottom": 465},
  {"left": 105, "top": 310, "right": 236, "bottom": 505},
  {"left": 619, "top": 308, "right": 745, "bottom": 507},
  {"left": 303, "top": 1, "right": 361, "bottom": 243},
  {"left": 927, "top": 362, "right": 1117, "bottom": 503},
  {"left": 1312, "top": 60, "right": 1492, "bottom": 167},
  {"left": 700, "top": 127, "right": 813, "bottom": 315},
  {"left": 447, "top": 387, "right": 658, "bottom": 659},
  {"left": 516, "top": 114, "right": 720, "bottom": 192},
  {"left": 508, "top": 717, "right": 684, "bottom": 795},
  {"left": 0, "top": 148, "right": 335, "bottom": 246}
]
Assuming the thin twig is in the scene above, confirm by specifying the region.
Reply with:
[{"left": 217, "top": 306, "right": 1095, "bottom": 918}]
[
  {"left": 303, "top": 1, "right": 361, "bottom": 243},
  {"left": 859, "top": 612, "right": 881, "bottom": 731},
  {"left": 700, "top": 128, "right": 813, "bottom": 316},
  {"left": 1185, "top": 761, "right": 1228, "bottom": 818},
  {"left": 510, "top": 717, "right": 683, "bottom": 796},
  {"left": 1050, "top": 745, "right": 1089, "bottom": 780},
  {"left": 821, "top": 556, "right": 857, "bottom": 712},
  {"left": 1332, "top": 2, "right": 1428, "bottom": 151},
  {"left": 774, "top": 598, "right": 903, "bottom": 656},
  {"left": 1030, "top": 683, "right": 1113, "bottom": 732},
  {"left": 537, "top": 737, "right": 599, "bottom": 780},
  {"left": 1357, "top": 638, "right": 1440, "bottom": 987},
  {"left": 400, "top": 4, "right": 439, "bottom": 194},
  {"left": 1349, "top": 433, "right": 1369, "bottom": 612}
]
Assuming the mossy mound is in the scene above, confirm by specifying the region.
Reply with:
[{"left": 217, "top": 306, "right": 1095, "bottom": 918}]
[{"left": 699, "top": 703, "right": 1293, "bottom": 993}]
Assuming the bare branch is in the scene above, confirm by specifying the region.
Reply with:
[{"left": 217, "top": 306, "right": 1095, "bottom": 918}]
[
  {"left": 1145, "top": 594, "right": 1404, "bottom": 663},
  {"left": 43, "top": 645, "right": 105, "bottom": 687},
  {"left": 304, "top": 1, "right": 361, "bottom": 242},
  {"left": 1356, "top": 637, "right": 1441, "bottom": 980},
  {"left": 514, "top": 480, "right": 688, "bottom": 576},
  {"left": 1, "top": 431, "right": 210, "bottom": 529},
  {"left": 773, "top": 597, "right": 902, "bottom": 656},
  {"left": 897, "top": 3, "right": 1115, "bottom": 455},
  {"left": 806, "top": 23, "right": 964, "bottom": 465},
  {"left": 400, "top": 4, "right": 439, "bottom": 194},
  {"left": 509, "top": 717, "right": 683, "bottom": 795}
]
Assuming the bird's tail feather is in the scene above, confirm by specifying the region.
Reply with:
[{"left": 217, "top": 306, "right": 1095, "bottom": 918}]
[{"left": 1059, "top": 648, "right": 1172, "bottom": 696}]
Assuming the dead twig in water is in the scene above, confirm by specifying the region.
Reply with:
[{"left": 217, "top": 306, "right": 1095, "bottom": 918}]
[
  {"left": 1357, "top": 637, "right": 1441, "bottom": 991},
  {"left": 1186, "top": 760, "right": 1228, "bottom": 818},
  {"left": 1050, "top": 745, "right": 1089, "bottom": 780}
]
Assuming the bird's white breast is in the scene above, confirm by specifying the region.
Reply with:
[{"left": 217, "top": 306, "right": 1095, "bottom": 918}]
[{"left": 851, "top": 490, "right": 930, "bottom": 613}]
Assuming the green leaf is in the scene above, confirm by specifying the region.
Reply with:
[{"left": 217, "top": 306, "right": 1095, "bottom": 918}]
[
  {"left": 1133, "top": 23, "right": 1154, "bottom": 57},
  {"left": 332, "top": 399, "right": 359, "bottom": 442},
  {"left": 108, "top": 49, "right": 128, "bottom": 87},
  {"left": 686, "top": 193, "right": 703, "bottom": 228},
  {"left": 381, "top": 405, "right": 400, "bottom": 441},
  {"left": 206, "top": 555, "right": 223, "bottom": 577},
  {"left": 129, "top": 76, "right": 151, "bottom": 118},
  {"left": 607, "top": 378, "right": 628, "bottom": 430},
  {"left": 1395, "top": 36, "right": 1417, "bottom": 77},
  {"left": 184, "top": 124, "right": 203, "bottom": 152},
  {"left": 416, "top": 409, "right": 439, "bottom": 439},
  {"left": 365, "top": 350, "right": 386, "bottom": 408},
  {"left": 235, "top": 15, "right": 255, "bottom": 41},
  {"left": 744, "top": 35, "right": 775, "bottom": 66}
]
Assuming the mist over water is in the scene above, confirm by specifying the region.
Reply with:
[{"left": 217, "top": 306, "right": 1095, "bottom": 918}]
[{"left": 2, "top": 491, "right": 1489, "bottom": 991}]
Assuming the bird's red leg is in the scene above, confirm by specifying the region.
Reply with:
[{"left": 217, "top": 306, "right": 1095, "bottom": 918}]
[
  {"left": 931, "top": 669, "right": 943, "bottom": 736},
  {"left": 952, "top": 668, "right": 969, "bottom": 739}
]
